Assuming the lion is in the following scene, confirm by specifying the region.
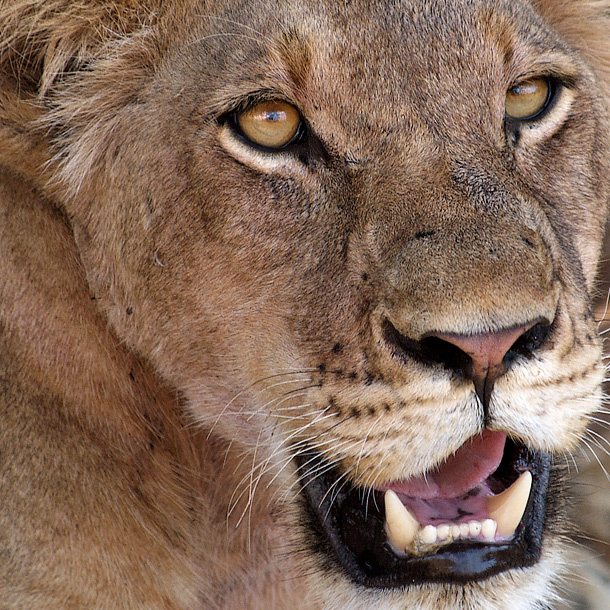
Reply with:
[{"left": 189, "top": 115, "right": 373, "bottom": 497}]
[{"left": 1, "top": 0, "right": 610, "bottom": 608}]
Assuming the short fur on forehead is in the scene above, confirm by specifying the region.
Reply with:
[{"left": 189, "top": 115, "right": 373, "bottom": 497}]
[{"left": 1, "top": 1, "right": 609, "bottom": 95}]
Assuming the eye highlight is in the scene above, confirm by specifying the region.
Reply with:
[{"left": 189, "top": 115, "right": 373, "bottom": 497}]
[
  {"left": 236, "top": 100, "right": 302, "bottom": 149},
  {"left": 505, "top": 77, "right": 552, "bottom": 121}
]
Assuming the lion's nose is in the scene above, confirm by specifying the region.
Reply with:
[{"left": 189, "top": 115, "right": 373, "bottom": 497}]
[
  {"left": 431, "top": 324, "right": 536, "bottom": 407},
  {"left": 383, "top": 319, "right": 552, "bottom": 411}
]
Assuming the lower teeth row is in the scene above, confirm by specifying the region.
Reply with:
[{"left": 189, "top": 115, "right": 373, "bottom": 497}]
[{"left": 418, "top": 518, "right": 497, "bottom": 545}]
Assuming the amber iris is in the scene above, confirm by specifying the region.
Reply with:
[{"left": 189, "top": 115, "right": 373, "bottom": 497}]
[
  {"left": 505, "top": 78, "right": 550, "bottom": 120},
  {"left": 237, "top": 100, "right": 301, "bottom": 148}
]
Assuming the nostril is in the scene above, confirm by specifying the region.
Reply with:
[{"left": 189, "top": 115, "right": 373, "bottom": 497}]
[
  {"left": 508, "top": 322, "right": 553, "bottom": 360},
  {"left": 419, "top": 336, "right": 469, "bottom": 373},
  {"left": 383, "top": 321, "right": 470, "bottom": 373}
]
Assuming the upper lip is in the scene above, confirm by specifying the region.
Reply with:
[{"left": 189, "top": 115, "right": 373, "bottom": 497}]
[{"left": 296, "top": 434, "right": 554, "bottom": 588}]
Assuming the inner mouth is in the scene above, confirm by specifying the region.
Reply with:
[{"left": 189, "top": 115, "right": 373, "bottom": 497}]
[{"left": 296, "top": 431, "right": 553, "bottom": 588}]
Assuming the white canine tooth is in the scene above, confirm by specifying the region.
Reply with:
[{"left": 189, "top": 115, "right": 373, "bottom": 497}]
[
  {"left": 450, "top": 524, "right": 461, "bottom": 539},
  {"left": 485, "top": 471, "right": 533, "bottom": 537},
  {"left": 469, "top": 520, "right": 482, "bottom": 537},
  {"left": 481, "top": 519, "right": 497, "bottom": 540},
  {"left": 459, "top": 523, "right": 470, "bottom": 539},
  {"left": 420, "top": 525, "right": 437, "bottom": 544},
  {"left": 384, "top": 490, "right": 419, "bottom": 552},
  {"left": 436, "top": 524, "right": 450, "bottom": 541}
]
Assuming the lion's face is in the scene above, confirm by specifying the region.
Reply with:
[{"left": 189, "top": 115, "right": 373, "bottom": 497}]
[{"left": 29, "top": 0, "right": 610, "bottom": 607}]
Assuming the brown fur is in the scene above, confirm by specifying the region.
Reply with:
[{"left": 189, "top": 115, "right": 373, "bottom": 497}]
[{"left": 1, "top": 1, "right": 610, "bottom": 608}]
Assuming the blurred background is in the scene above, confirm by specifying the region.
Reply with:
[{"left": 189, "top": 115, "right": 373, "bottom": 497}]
[{"left": 555, "top": 227, "right": 610, "bottom": 610}]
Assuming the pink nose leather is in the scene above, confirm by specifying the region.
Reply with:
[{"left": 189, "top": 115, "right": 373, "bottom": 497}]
[{"left": 433, "top": 323, "right": 536, "bottom": 404}]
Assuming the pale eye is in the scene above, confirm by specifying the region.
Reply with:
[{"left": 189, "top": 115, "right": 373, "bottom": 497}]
[
  {"left": 236, "top": 100, "right": 302, "bottom": 148},
  {"left": 505, "top": 77, "right": 551, "bottom": 120}
]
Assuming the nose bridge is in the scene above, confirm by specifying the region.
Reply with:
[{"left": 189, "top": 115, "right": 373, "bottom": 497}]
[{"left": 364, "top": 173, "right": 558, "bottom": 339}]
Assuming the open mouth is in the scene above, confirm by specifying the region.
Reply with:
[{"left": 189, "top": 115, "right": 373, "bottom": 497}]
[{"left": 297, "top": 430, "right": 553, "bottom": 588}]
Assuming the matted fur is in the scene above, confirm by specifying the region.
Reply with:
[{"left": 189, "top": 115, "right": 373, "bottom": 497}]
[{"left": 1, "top": 1, "right": 610, "bottom": 609}]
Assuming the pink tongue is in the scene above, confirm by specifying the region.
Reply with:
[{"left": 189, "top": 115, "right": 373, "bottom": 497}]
[{"left": 383, "top": 430, "right": 507, "bottom": 499}]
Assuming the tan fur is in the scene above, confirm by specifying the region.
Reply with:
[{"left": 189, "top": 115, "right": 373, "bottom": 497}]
[{"left": 1, "top": 1, "right": 609, "bottom": 608}]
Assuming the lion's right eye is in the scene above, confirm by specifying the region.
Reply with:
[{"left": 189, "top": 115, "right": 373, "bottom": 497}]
[{"left": 236, "top": 100, "right": 303, "bottom": 149}]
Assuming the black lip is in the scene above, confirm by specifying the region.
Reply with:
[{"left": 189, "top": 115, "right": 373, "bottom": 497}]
[{"left": 297, "top": 441, "right": 553, "bottom": 588}]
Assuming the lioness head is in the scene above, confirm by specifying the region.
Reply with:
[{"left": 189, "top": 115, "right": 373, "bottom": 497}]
[{"left": 1, "top": 0, "right": 610, "bottom": 608}]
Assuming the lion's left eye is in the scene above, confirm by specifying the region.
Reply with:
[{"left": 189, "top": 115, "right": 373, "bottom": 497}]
[
  {"left": 505, "top": 77, "right": 552, "bottom": 121},
  {"left": 236, "top": 100, "right": 303, "bottom": 149}
]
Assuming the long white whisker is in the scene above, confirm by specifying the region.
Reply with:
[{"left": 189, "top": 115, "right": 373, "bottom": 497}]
[
  {"left": 580, "top": 437, "right": 610, "bottom": 483},
  {"left": 206, "top": 371, "right": 315, "bottom": 438},
  {"left": 196, "top": 14, "right": 277, "bottom": 45}
]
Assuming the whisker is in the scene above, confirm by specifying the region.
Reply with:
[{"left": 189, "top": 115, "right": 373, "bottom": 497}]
[
  {"left": 196, "top": 14, "right": 277, "bottom": 45},
  {"left": 580, "top": 437, "right": 610, "bottom": 483},
  {"left": 206, "top": 370, "right": 315, "bottom": 438}
]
